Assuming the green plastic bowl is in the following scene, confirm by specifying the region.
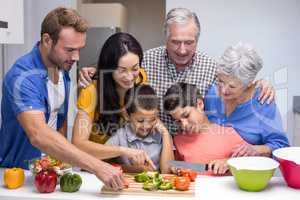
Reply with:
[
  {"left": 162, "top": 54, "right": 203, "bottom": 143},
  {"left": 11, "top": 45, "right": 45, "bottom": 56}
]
[{"left": 227, "top": 157, "right": 279, "bottom": 192}]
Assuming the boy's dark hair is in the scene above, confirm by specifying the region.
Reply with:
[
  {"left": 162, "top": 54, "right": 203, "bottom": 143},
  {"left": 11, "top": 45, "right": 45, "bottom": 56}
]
[
  {"left": 163, "top": 83, "right": 203, "bottom": 112},
  {"left": 125, "top": 84, "right": 159, "bottom": 115}
]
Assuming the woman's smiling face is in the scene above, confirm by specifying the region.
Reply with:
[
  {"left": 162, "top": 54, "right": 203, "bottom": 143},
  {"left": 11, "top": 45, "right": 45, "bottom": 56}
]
[{"left": 113, "top": 52, "right": 140, "bottom": 90}]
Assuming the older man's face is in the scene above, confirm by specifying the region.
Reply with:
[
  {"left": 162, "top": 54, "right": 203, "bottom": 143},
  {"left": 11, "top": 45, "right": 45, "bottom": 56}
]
[{"left": 166, "top": 19, "right": 198, "bottom": 70}]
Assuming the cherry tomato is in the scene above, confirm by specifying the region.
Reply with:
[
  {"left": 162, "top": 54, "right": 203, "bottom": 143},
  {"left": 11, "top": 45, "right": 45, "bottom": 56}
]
[
  {"left": 163, "top": 175, "right": 176, "bottom": 185},
  {"left": 39, "top": 159, "right": 51, "bottom": 170},
  {"left": 175, "top": 176, "right": 190, "bottom": 191},
  {"left": 178, "top": 169, "right": 197, "bottom": 182}
]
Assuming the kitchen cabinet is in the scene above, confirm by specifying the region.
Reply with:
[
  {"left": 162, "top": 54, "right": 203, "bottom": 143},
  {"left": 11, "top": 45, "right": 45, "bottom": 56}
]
[{"left": 0, "top": 0, "right": 24, "bottom": 44}]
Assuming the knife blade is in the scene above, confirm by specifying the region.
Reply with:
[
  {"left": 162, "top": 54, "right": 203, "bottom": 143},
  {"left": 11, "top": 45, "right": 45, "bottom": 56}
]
[{"left": 168, "top": 160, "right": 208, "bottom": 172}]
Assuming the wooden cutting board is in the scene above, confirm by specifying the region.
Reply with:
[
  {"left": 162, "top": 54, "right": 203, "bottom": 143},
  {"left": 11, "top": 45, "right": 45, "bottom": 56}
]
[{"left": 101, "top": 174, "right": 195, "bottom": 196}]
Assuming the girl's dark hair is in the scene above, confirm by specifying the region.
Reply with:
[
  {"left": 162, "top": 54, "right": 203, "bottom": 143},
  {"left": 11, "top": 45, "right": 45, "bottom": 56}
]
[
  {"left": 163, "top": 82, "right": 203, "bottom": 112},
  {"left": 96, "top": 32, "right": 143, "bottom": 131},
  {"left": 124, "top": 85, "right": 159, "bottom": 115}
]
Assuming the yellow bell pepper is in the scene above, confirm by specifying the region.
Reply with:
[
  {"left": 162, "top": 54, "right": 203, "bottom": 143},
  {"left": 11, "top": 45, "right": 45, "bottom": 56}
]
[{"left": 3, "top": 168, "right": 25, "bottom": 189}]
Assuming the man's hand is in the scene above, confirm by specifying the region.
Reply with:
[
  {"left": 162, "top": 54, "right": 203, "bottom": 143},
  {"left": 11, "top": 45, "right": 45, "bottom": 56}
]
[
  {"left": 120, "top": 147, "right": 156, "bottom": 171},
  {"left": 208, "top": 159, "right": 229, "bottom": 175},
  {"left": 94, "top": 161, "right": 125, "bottom": 191},
  {"left": 231, "top": 144, "right": 260, "bottom": 157},
  {"left": 78, "top": 67, "right": 96, "bottom": 88},
  {"left": 254, "top": 79, "right": 275, "bottom": 104}
]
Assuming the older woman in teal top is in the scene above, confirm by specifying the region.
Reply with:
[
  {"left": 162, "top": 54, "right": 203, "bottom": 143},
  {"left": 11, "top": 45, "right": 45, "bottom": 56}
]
[{"left": 205, "top": 42, "right": 289, "bottom": 157}]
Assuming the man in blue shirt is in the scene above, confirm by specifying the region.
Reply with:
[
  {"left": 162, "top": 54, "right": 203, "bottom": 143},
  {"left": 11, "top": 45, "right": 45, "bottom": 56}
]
[{"left": 0, "top": 7, "right": 124, "bottom": 190}]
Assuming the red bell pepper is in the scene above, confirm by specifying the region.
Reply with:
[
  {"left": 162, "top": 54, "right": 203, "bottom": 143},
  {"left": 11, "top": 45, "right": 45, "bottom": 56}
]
[{"left": 35, "top": 170, "right": 57, "bottom": 193}]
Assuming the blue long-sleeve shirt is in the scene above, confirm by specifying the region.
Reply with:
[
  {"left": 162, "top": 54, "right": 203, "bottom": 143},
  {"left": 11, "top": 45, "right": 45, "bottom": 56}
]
[{"left": 204, "top": 84, "right": 289, "bottom": 151}]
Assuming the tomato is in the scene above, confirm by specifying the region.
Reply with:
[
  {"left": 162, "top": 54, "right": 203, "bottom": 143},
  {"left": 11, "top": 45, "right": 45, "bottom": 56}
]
[
  {"left": 4, "top": 168, "right": 25, "bottom": 189},
  {"left": 111, "top": 163, "right": 123, "bottom": 173},
  {"left": 39, "top": 159, "right": 51, "bottom": 170},
  {"left": 178, "top": 169, "right": 197, "bottom": 182},
  {"left": 175, "top": 176, "right": 190, "bottom": 191},
  {"left": 163, "top": 175, "right": 176, "bottom": 185}
]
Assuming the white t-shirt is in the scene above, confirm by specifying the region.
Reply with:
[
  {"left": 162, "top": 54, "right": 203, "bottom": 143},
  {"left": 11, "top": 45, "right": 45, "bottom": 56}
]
[{"left": 47, "top": 70, "right": 65, "bottom": 130}]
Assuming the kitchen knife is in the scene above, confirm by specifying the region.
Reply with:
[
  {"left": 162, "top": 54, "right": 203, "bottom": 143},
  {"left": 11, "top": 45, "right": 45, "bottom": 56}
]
[{"left": 168, "top": 160, "right": 208, "bottom": 172}]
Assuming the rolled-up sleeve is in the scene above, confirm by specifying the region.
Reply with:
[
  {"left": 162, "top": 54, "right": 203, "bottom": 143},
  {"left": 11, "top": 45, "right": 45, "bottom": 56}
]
[{"left": 4, "top": 74, "right": 46, "bottom": 115}]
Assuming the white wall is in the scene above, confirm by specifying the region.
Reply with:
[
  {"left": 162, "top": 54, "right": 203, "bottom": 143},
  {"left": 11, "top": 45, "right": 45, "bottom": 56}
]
[{"left": 167, "top": 0, "right": 300, "bottom": 144}]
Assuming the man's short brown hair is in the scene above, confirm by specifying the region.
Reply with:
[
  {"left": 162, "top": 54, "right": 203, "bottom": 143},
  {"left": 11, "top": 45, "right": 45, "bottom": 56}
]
[{"left": 41, "top": 7, "right": 89, "bottom": 44}]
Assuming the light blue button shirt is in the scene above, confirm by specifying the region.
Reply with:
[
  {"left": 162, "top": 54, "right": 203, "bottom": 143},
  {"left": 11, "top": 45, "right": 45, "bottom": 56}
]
[
  {"left": 105, "top": 124, "right": 162, "bottom": 169},
  {"left": 204, "top": 84, "right": 289, "bottom": 151}
]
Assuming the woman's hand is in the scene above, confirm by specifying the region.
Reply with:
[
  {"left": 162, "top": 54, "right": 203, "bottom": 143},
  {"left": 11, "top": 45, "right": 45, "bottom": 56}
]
[
  {"left": 254, "top": 79, "right": 276, "bottom": 104},
  {"left": 78, "top": 67, "right": 96, "bottom": 88},
  {"left": 120, "top": 147, "right": 156, "bottom": 171},
  {"left": 208, "top": 159, "right": 229, "bottom": 175},
  {"left": 231, "top": 144, "right": 260, "bottom": 157}
]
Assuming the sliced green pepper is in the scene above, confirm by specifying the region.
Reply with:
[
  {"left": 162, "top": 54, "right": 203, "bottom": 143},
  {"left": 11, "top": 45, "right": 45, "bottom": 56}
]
[
  {"left": 60, "top": 173, "right": 82, "bottom": 192},
  {"left": 159, "top": 182, "right": 173, "bottom": 190},
  {"left": 143, "top": 181, "right": 157, "bottom": 191},
  {"left": 152, "top": 175, "right": 162, "bottom": 187},
  {"left": 134, "top": 172, "right": 150, "bottom": 183}
]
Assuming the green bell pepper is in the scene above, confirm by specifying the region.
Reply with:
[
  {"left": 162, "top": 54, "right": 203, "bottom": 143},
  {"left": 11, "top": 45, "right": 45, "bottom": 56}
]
[
  {"left": 142, "top": 174, "right": 163, "bottom": 191},
  {"left": 60, "top": 173, "right": 82, "bottom": 192},
  {"left": 143, "top": 180, "right": 157, "bottom": 191},
  {"left": 134, "top": 172, "right": 150, "bottom": 183},
  {"left": 152, "top": 175, "right": 162, "bottom": 187},
  {"left": 159, "top": 181, "right": 173, "bottom": 190}
]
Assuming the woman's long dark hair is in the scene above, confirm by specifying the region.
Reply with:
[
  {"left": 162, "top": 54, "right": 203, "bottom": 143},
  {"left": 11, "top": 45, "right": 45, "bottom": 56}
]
[{"left": 96, "top": 32, "right": 143, "bottom": 132}]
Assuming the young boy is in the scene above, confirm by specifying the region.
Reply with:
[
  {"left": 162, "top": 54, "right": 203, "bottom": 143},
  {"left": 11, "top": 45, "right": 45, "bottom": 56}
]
[
  {"left": 163, "top": 83, "right": 248, "bottom": 175},
  {"left": 105, "top": 84, "right": 174, "bottom": 173}
]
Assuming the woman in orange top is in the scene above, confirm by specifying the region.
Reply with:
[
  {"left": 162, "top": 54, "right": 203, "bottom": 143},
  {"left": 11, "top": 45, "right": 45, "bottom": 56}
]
[{"left": 72, "top": 33, "right": 155, "bottom": 169}]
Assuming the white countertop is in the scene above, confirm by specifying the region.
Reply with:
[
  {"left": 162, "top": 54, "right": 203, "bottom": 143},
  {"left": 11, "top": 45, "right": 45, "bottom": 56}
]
[{"left": 0, "top": 168, "right": 299, "bottom": 200}]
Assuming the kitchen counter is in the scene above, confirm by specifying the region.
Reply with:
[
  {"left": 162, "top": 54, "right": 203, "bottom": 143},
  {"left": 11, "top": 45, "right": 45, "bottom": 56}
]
[{"left": 0, "top": 168, "right": 299, "bottom": 200}]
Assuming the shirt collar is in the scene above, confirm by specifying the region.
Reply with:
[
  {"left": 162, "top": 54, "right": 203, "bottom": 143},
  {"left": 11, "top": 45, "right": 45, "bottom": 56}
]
[
  {"left": 125, "top": 124, "right": 161, "bottom": 144},
  {"left": 32, "top": 42, "right": 48, "bottom": 79},
  {"left": 165, "top": 47, "right": 195, "bottom": 73}
]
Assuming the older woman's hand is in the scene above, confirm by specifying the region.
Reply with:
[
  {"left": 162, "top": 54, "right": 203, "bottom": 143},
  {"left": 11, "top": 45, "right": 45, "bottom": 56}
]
[
  {"left": 208, "top": 159, "right": 229, "bottom": 175},
  {"left": 231, "top": 144, "right": 260, "bottom": 157},
  {"left": 254, "top": 79, "right": 276, "bottom": 104}
]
